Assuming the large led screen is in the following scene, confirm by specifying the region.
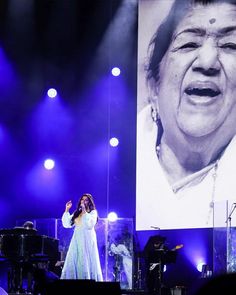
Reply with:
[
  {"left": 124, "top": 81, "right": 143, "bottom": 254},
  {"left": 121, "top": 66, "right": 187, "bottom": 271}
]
[{"left": 136, "top": 0, "right": 236, "bottom": 230}]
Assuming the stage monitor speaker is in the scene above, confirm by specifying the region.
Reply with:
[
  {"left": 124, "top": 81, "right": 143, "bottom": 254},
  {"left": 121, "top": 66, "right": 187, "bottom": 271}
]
[
  {"left": 95, "top": 281, "right": 121, "bottom": 294},
  {"left": 45, "top": 279, "right": 121, "bottom": 295},
  {"left": 171, "top": 286, "right": 187, "bottom": 295}
]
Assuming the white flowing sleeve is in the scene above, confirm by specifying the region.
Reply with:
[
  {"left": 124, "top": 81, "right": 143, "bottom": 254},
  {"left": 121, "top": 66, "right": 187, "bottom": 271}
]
[
  {"left": 83, "top": 210, "right": 98, "bottom": 229},
  {"left": 62, "top": 212, "right": 73, "bottom": 228}
]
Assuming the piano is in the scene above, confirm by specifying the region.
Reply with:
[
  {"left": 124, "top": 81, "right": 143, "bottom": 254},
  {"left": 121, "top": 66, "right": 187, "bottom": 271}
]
[
  {"left": 0, "top": 227, "right": 60, "bottom": 261},
  {"left": 0, "top": 227, "right": 60, "bottom": 260},
  {"left": 0, "top": 228, "right": 60, "bottom": 293}
]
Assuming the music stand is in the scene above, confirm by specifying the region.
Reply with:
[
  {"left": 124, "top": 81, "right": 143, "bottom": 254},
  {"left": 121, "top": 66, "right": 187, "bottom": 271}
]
[
  {"left": 147, "top": 249, "right": 177, "bottom": 295},
  {"left": 148, "top": 249, "right": 177, "bottom": 264}
]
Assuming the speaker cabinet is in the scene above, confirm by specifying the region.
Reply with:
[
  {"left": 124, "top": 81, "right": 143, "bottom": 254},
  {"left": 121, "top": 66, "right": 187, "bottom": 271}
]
[{"left": 45, "top": 279, "right": 121, "bottom": 295}]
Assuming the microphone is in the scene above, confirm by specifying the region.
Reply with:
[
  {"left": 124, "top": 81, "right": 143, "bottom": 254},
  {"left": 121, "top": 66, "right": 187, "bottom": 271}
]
[
  {"left": 150, "top": 226, "right": 160, "bottom": 230},
  {"left": 79, "top": 204, "right": 85, "bottom": 212}
]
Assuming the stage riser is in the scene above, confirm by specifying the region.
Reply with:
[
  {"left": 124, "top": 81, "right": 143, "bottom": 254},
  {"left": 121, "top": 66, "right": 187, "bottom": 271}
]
[{"left": 44, "top": 280, "right": 122, "bottom": 295}]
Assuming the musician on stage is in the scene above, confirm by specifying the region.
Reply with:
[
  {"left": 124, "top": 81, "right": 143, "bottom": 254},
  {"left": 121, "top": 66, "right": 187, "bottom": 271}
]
[
  {"left": 144, "top": 235, "right": 168, "bottom": 294},
  {"left": 3, "top": 221, "right": 59, "bottom": 295},
  {"left": 60, "top": 193, "right": 103, "bottom": 281}
]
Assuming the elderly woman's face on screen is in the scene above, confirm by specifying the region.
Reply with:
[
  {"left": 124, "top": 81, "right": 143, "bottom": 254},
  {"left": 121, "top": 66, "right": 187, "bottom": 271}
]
[{"left": 157, "top": 2, "right": 236, "bottom": 139}]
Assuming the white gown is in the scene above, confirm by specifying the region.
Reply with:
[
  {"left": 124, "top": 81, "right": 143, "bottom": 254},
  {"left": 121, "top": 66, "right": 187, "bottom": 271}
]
[
  {"left": 136, "top": 105, "right": 236, "bottom": 230},
  {"left": 60, "top": 210, "right": 103, "bottom": 281}
]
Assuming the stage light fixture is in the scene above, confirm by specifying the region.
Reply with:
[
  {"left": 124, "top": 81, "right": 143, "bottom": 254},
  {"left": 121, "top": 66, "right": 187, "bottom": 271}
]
[
  {"left": 111, "top": 67, "right": 121, "bottom": 76},
  {"left": 44, "top": 159, "right": 55, "bottom": 170},
  {"left": 107, "top": 212, "right": 118, "bottom": 222},
  {"left": 109, "top": 137, "right": 119, "bottom": 147},
  {"left": 47, "top": 88, "right": 57, "bottom": 98},
  {"left": 197, "top": 262, "right": 206, "bottom": 272}
]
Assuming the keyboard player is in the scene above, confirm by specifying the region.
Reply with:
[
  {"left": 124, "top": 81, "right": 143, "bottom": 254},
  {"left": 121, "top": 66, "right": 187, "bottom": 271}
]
[{"left": 0, "top": 222, "right": 60, "bottom": 294}]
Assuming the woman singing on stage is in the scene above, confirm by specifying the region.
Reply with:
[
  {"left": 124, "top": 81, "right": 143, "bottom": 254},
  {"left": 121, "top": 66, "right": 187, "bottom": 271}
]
[{"left": 60, "top": 193, "right": 103, "bottom": 281}]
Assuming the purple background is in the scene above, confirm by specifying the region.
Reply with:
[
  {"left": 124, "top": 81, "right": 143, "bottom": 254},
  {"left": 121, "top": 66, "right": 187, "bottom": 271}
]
[{"left": 0, "top": 0, "right": 220, "bottom": 292}]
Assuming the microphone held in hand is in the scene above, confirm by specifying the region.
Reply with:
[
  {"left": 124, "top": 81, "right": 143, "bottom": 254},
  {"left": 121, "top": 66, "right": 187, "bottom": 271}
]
[{"left": 150, "top": 226, "right": 160, "bottom": 230}]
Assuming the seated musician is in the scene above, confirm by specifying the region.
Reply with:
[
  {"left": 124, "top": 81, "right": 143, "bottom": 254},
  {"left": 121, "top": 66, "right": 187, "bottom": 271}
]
[
  {"left": 20, "top": 222, "right": 59, "bottom": 294},
  {"left": 23, "top": 221, "right": 36, "bottom": 231},
  {"left": 143, "top": 235, "right": 169, "bottom": 294},
  {"left": 8, "top": 221, "right": 58, "bottom": 294},
  {"left": 7, "top": 221, "right": 38, "bottom": 293}
]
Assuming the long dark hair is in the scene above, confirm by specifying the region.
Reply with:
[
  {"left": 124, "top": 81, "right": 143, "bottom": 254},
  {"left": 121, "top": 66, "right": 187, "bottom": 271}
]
[{"left": 71, "top": 193, "right": 96, "bottom": 225}]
